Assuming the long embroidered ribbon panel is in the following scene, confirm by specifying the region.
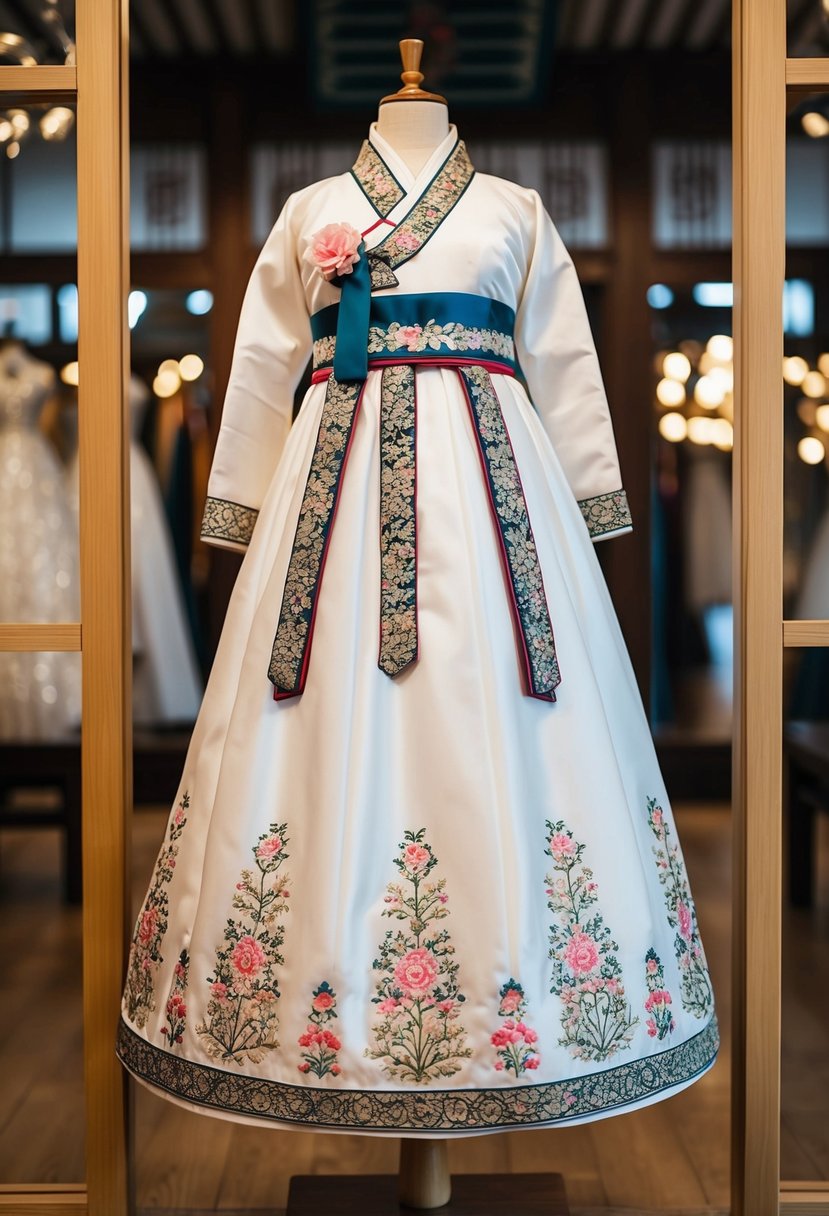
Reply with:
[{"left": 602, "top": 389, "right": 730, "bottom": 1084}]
[
  {"left": 269, "top": 362, "right": 560, "bottom": 701},
  {"left": 268, "top": 378, "right": 367, "bottom": 696},
  {"left": 458, "top": 367, "right": 560, "bottom": 701}
]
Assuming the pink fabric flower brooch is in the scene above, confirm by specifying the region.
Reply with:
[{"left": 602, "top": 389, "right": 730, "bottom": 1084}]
[{"left": 306, "top": 222, "right": 363, "bottom": 281}]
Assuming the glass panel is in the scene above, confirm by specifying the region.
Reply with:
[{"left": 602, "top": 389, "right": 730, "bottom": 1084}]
[
  {"left": 0, "top": 4, "right": 74, "bottom": 68},
  {"left": 782, "top": 115, "right": 829, "bottom": 1186},
  {"left": 128, "top": 288, "right": 209, "bottom": 726},
  {"left": 0, "top": 109, "right": 79, "bottom": 687},
  {"left": 782, "top": 705, "right": 829, "bottom": 1182},
  {"left": 0, "top": 658, "right": 84, "bottom": 1180},
  {"left": 784, "top": 127, "right": 829, "bottom": 639},
  {"left": 649, "top": 285, "right": 734, "bottom": 741},
  {"left": 788, "top": 0, "right": 829, "bottom": 57},
  {"left": 0, "top": 52, "right": 84, "bottom": 1188}
]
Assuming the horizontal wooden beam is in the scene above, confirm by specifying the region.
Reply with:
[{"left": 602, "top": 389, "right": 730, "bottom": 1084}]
[
  {"left": 785, "top": 57, "right": 829, "bottom": 97},
  {"left": 783, "top": 619, "right": 829, "bottom": 647},
  {"left": 0, "top": 623, "right": 81, "bottom": 651},
  {"left": 780, "top": 1180, "right": 829, "bottom": 1212},
  {"left": 0, "top": 65, "right": 77, "bottom": 101},
  {"left": 0, "top": 1183, "right": 86, "bottom": 1212}
]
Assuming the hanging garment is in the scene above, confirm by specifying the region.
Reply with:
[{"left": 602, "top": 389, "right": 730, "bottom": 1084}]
[
  {"left": 117, "top": 124, "right": 718, "bottom": 1136},
  {"left": 0, "top": 346, "right": 80, "bottom": 739},
  {"left": 66, "top": 377, "right": 203, "bottom": 727}
]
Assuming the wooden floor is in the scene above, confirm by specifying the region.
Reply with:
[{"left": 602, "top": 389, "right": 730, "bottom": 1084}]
[{"left": 0, "top": 799, "right": 825, "bottom": 1213}]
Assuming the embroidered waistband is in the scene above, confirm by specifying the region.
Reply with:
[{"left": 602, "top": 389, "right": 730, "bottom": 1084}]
[{"left": 311, "top": 292, "right": 517, "bottom": 376}]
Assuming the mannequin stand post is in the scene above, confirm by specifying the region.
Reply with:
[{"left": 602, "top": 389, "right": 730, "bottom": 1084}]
[{"left": 285, "top": 1137, "right": 569, "bottom": 1214}]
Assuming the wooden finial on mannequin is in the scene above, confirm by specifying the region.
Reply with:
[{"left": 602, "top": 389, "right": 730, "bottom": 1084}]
[{"left": 381, "top": 38, "right": 447, "bottom": 105}]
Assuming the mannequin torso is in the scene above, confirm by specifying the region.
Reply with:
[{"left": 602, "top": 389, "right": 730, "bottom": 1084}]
[{"left": 374, "top": 99, "right": 449, "bottom": 176}]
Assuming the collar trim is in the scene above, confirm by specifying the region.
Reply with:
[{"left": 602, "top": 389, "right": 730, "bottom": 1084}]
[
  {"left": 368, "top": 139, "right": 475, "bottom": 275},
  {"left": 351, "top": 140, "right": 406, "bottom": 217}
]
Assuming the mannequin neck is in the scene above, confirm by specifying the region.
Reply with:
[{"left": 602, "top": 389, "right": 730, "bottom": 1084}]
[{"left": 375, "top": 100, "right": 450, "bottom": 175}]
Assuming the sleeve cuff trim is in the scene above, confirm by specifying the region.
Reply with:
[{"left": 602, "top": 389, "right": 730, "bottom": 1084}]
[
  {"left": 577, "top": 488, "right": 633, "bottom": 540},
  {"left": 201, "top": 496, "right": 259, "bottom": 547}
]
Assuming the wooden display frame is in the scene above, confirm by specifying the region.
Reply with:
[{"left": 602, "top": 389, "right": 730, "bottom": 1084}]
[
  {"left": 0, "top": 1, "right": 131, "bottom": 1214},
  {"left": 0, "top": 1, "right": 827, "bottom": 1212},
  {"left": 733, "top": 2, "right": 829, "bottom": 1214}
]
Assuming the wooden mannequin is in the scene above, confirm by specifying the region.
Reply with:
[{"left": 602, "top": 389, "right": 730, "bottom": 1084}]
[
  {"left": 375, "top": 41, "right": 449, "bottom": 178},
  {"left": 377, "top": 36, "right": 452, "bottom": 1216}
]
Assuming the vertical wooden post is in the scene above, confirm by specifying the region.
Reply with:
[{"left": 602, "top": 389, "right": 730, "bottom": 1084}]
[
  {"left": 206, "top": 79, "right": 254, "bottom": 657},
  {"left": 602, "top": 61, "right": 654, "bottom": 707},
  {"left": 76, "top": 0, "right": 132, "bottom": 1212},
  {"left": 731, "top": 0, "right": 785, "bottom": 1212}
]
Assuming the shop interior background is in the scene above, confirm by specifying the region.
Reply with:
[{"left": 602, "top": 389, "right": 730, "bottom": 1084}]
[{"left": 1, "top": 0, "right": 829, "bottom": 1209}]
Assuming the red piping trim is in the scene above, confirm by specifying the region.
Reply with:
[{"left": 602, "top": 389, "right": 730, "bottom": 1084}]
[
  {"left": 311, "top": 357, "right": 516, "bottom": 385},
  {"left": 361, "top": 217, "right": 396, "bottom": 237}
]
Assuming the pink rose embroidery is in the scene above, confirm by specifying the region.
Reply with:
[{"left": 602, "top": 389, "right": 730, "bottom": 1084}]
[
  {"left": 307, "top": 222, "right": 363, "bottom": 281},
  {"left": 137, "top": 906, "right": 158, "bottom": 946},
  {"left": 298, "top": 980, "right": 342, "bottom": 1078},
  {"left": 677, "top": 900, "right": 693, "bottom": 942},
  {"left": 392, "top": 229, "right": 419, "bottom": 252},
  {"left": 499, "top": 986, "right": 523, "bottom": 1015},
  {"left": 231, "top": 934, "right": 266, "bottom": 979},
  {"left": 394, "top": 947, "right": 439, "bottom": 998},
  {"left": 490, "top": 980, "right": 542, "bottom": 1075},
  {"left": 395, "top": 324, "right": 424, "bottom": 352},
  {"left": 564, "top": 930, "right": 600, "bottom": 975},
  {"left": 548, "top": 832, "right": 575, "bottom": 858},
  {"left": 402, "top": 841, "right": 430, "bottom": 872},
  {"left": 256, "top": 835, "right": 283, "bottom": 860}
]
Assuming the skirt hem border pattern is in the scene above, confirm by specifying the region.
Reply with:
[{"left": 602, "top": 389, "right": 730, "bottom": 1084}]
[{"left": 116, "top": 1011, "right": 719, "bottom": 1133}]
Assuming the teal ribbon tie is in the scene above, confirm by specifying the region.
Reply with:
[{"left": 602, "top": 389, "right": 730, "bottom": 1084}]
[{"left": 333, "top": 241, "right": 371, "bottom": 383}]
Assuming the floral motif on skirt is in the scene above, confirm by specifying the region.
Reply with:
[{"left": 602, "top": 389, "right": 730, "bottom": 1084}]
[
  {"left": 124, "top": 791, "right": 189, "bottom": 1029},
  {"left": 545, "top": 819, "right": 638, "bottom": 1061},
  {"left": 196, "top": 825, "right": 291, "bottom": 1064},
  {"left": 646, "top": 796, "right": 714, "bottom": 1019},
  {"left": 367, "top": 829, "right": 471, "bottom": 1083}
]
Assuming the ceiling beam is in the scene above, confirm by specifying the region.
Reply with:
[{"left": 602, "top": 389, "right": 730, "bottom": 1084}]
[
  {"left": 555, "top": 0, "right": 583, "bottom": 49},
  {"left": 647, "top": 0, "right": 694, "bottom": 49},
  {"left": 137, "top": 0, "right": 180, "bottom": 56},
  {"left": 686, "top": 0, "right": 730, "bottom": 49},
  {"left": 130, "top": 2, "right": 159, "bottom": 58},
  {"left": 255, "top": 0, "right": 293, "bottom": 54},
  {"left": 199, "top": 0, "right": 230, "bottom": 50},
  {"left": 610, "top": 0, "right": 651, "bottom": 50},
  {"left": 245, "top": 0, "right": 267, "bottom": 55},
  {"left": 159, "top": 0, "right": 198, "bottom": 56},
  {"left": 570, "top": 0, "right": 612, "bottom": 50}
]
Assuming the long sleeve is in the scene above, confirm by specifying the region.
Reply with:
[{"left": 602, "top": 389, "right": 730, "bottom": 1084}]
[
  {"left": 200, "top": 193, "right": 312, "bottom": 553},
  {"left": 515, "top": 189, "right": 632, "bottom": 542}
]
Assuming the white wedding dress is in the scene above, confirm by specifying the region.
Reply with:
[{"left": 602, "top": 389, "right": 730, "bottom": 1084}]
[
  {"left": 66, "top": 377, "right": 202, "bottom": 727},
  {"left": 117, "top": 124, "right": 718, "bottom": 1136},
  {"left": 0, "top": 343, "right": 80, "bottom": 739}
]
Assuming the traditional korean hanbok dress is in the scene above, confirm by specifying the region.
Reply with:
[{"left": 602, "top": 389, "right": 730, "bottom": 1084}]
[{"left": 117, "top": 124, "right": 719, "bottom": 1136}]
